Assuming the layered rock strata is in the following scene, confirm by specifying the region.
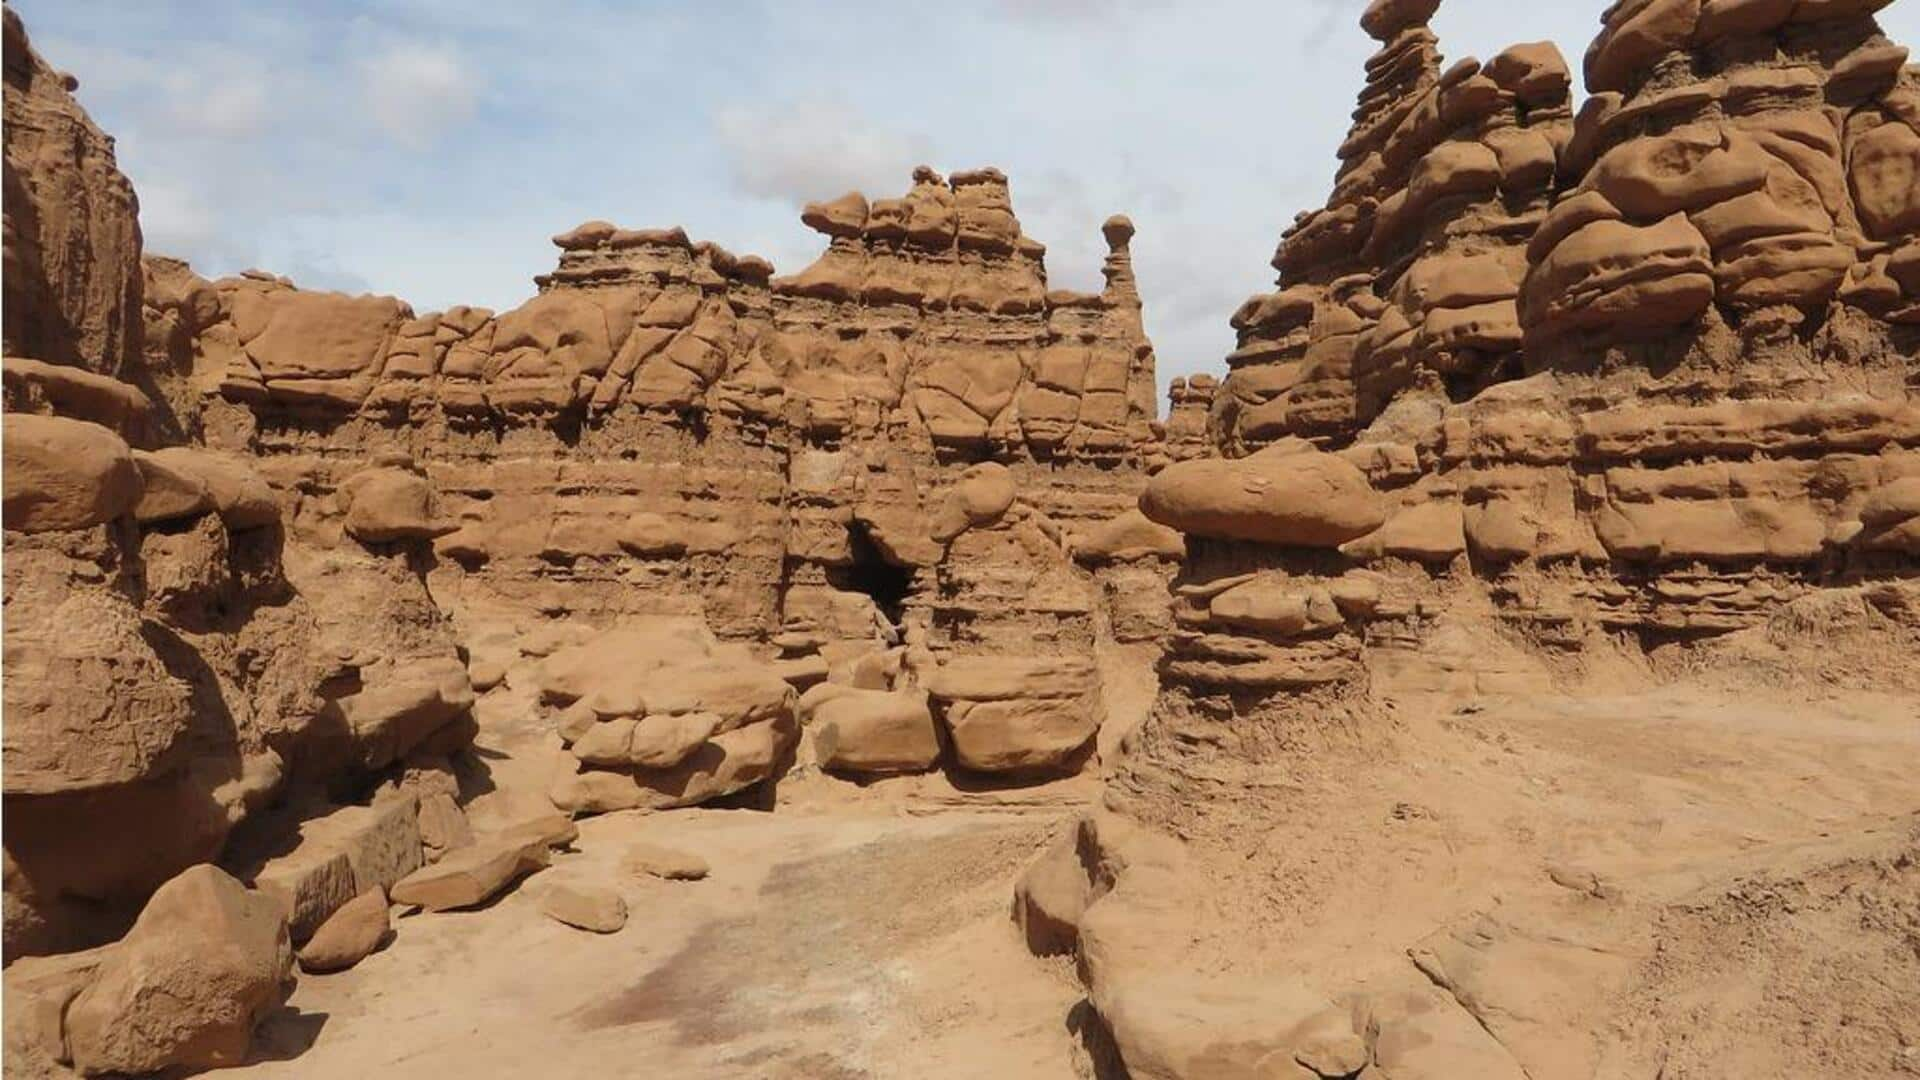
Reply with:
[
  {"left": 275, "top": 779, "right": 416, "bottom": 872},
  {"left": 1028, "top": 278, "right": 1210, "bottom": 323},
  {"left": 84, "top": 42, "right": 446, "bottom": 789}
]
[
  {"left": 1063, "top": 2, "right": 1920, "bottom": 1076},
  {"left": 1193, "top": 0, "right": 1917, "bottom": 654},
  {"left": 147, "top": 168, "right": 1171, "bottom": 785}
]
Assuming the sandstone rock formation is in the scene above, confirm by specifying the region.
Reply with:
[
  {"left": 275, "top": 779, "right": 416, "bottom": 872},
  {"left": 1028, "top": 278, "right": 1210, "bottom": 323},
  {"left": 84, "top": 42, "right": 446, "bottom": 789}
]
[
  {"left": 1185, "top": 0, "right": 1918, "bottom": 652},
  {"left": 1, "top": 8, "right": 141, "bottom": 381},
  {"left": 1071, "top": 2, "right": 1920, "bottom": 1077},
  {"left": 295, "top": 885, "right": 389, "bottom": 974},
  {"left": 540, "top": 620, "right": 799, "bottom": 813},
  {"left": 539, "top": 880, "right": 627, "bottom": 933},
  {"left": 16, "top": 1, "right": 1917, "bottom": 1074},
  {"left": 1, "top": 11, "right": 478, "bottom": 964},
  {"left": 136, "top": 163, "right": 1173, "bottom": 794}
]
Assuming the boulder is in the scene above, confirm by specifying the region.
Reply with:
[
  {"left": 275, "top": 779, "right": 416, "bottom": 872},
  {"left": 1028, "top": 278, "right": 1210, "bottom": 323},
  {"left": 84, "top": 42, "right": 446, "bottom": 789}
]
[
  {"left": 2, "top": 413, "right": 142, "bottom": 532},
  {"left": 548, "top": 714, "right": 795, "bottom": 814},
  {"left": 930, "top": 461, "right": 1018, "bottom": 541},
  {"left": 540, "top": 881, "right": 627, "bottom": 933},
  {"left": 129, "top": 448, "right": 215, "bottom": 522},
  {"left": 808, "top": 687, "right": 941, "bottom": 774},
  {"left": 1140, "top": 442, "right": 1384, "bottom": 547},
  {"left": 143, "top": 447, "right": 279, "bottom": 529},
  {"left": 64, "top": 865, "right": 293, "bottom": 1076},
  {"left": 629, "top": 711, "right": 725, "bottom": 768},
  {"left": 342, "top": 466, "right": 453, "bottom": 542},
  {"left": 543, "top": 622, "right": 800, "bottom": 812},
  {"left": 945, "top": 695, "right": 1100, "bottom": 773},
  {"left": 296, "top": 886, "right": 389, "bottom": 974}
]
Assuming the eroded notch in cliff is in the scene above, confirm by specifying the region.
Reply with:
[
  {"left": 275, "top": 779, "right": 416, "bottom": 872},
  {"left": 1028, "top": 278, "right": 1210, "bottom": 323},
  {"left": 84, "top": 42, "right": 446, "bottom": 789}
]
[{"left": 838, "top": 520, "right": 914, "bottom": 630}]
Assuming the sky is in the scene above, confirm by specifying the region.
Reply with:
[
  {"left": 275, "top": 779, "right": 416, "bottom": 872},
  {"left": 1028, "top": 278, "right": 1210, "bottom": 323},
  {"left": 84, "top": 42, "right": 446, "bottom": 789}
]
[{"left": 17, "top": 0, "right": 1920, "bottom": 404}]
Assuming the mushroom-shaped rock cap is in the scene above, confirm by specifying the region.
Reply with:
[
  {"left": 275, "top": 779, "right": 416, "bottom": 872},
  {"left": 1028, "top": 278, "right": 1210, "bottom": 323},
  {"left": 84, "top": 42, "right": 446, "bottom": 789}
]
[
  {"left": 1102, "top": 214, "right": 1136, "bottom": 250},
  {"left": 1360, "top": 0, "right": 1440, "bottom": 41},
  {"left": 911, "top": 164, "right": 945, "bottom": 186},
  {"left": 801, "top": 191, "right": 870, "bottom": 238},
  {"left": 1483, "top": 41, "right": 1571, "bottom": 104},
  {"left": 608, "top": 225, "right": 691, "bottom": 251},
  {"left": 734, "top": 254, "right": 776, "bottom": 281},
  {"left": 950, "top": 166, "right": 1009, "bottom": 187},
  {"left": 553, "top": 220, "right": 617, "bottom": 250},
  {"left": 1140, "top": 440, "right": 1384, "bottom": 547}
]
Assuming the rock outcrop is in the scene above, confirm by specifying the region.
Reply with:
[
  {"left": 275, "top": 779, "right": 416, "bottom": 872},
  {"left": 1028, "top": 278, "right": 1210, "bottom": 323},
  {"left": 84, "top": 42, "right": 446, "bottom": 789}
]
[
  {"left": 541, "top": 620, "right": 799, "bottom": 813},
  {"left": 1080, "top": 2, "right": 1920, "bottom": 1076},
  {"left": 1, "top": 11, "right": 478, "bottom": 963},
  {"left": 1, "top": 7, "right": 142, "bottom": 380},
  {"left": 1181, "top": 0, "right": 1918, "bottom": 658},
  {"left": 140, "top": 165, "right": 1175, "bottom": 793}
]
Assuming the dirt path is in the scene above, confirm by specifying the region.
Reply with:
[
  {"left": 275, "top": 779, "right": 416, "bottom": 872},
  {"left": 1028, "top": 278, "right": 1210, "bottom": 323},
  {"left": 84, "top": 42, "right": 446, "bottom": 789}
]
[{"left": 243, "top": 807, "right": 1086, "bottom": 1079}]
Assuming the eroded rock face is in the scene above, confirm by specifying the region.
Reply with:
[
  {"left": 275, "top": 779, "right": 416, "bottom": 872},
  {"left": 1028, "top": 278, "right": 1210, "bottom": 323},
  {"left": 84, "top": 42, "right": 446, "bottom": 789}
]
[
  {"left": 136, "top": 164, "right": 1175, "bottom": 791},
  {"left": 1215, "top": 8, "right": 1574, "bottom": 453},
  {"left": 1157, "top": 0, "right": 1919, "bottom": 688},
  {"left": 1, "top": 8, "right": 142, "bottom": 379},
  {"left": 1524, "top": 0, "right": 1914, "bottom": 344},
  {"left": 1086, "top": 6, "right": 1920, "bottom": 1073},
  {"left": 0, "top": 10, "right": 484, "bottom": 966}
]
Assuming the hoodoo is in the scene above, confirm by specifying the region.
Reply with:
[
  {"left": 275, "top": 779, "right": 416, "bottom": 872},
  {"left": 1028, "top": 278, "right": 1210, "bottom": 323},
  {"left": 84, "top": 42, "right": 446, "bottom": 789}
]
[{"left": 3, "top": 0, "right": 1917, "bottom": 1075}]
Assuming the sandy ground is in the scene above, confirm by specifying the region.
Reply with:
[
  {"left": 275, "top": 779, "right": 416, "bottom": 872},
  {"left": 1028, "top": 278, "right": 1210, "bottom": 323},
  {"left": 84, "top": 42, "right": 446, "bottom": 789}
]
[
  {"left": 244, "top": 805, "right": 1088, "bottom": 1079},
  {"left": 230, "top": 619, "right": 1919, "bottom": 1079}
]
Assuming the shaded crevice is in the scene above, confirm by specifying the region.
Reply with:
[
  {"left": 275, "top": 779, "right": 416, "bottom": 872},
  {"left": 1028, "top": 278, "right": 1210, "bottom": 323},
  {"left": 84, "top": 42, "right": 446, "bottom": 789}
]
[{"left": 835, "top": 520, "right": 914, "bottom": 628}]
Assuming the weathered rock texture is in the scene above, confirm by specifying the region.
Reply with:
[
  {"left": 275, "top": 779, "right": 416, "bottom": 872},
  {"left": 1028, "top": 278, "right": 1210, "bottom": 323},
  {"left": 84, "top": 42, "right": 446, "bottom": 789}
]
[
  {"left": 5, "top": 863, "right": 295, "bottom": 1078},
  {"left": 1, "top": 11, "right": 477, "bottom": 963},
  {"left": 1087, "top": 3, "right": 1920, "bottom": 1077},
  {"left": 155, "top": 167, "right": 1174, "bottom": 787},
  {"left": 1, "top": 7, "right": 141, "bottom": 381},
  {"left": 1181, "top": 0, "right": 1918, "bottom": 673}
]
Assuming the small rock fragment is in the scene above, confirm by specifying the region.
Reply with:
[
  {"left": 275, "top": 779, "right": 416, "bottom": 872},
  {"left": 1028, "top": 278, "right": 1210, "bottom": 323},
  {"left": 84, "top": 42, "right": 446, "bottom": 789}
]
[
  {"left": 297, "top": 886, "right": 390, "bottom": 973},
  {"left": 541, "top": 882, "right": 628, "bottom": 933},
  {"left": 623, "top": 841, "right": 709, "bottom": 881}
]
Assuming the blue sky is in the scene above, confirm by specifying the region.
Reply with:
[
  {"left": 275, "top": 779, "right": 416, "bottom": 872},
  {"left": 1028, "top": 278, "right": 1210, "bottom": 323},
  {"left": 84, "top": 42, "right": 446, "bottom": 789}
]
[{"left": 19, "top": 1, "right": 1920, "bottom": 403}]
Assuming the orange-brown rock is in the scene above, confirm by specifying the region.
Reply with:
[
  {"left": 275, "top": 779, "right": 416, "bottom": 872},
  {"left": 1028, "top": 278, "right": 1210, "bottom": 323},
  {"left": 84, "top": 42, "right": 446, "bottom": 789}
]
[
  {"left": 1, "top": 413, "right": 143, "bottom": 533},
  {"left": 63, "top": 864, "right": 293, "bottom": 1076},
  {"left": 2, "top": 9, "right": 142, "bottom": 378},
  {"left": 1141, "top": 443, "right": 1384, "bottom": 547},
  {"left": 296, "top": 885, "right": 389, "bottom": 974}
]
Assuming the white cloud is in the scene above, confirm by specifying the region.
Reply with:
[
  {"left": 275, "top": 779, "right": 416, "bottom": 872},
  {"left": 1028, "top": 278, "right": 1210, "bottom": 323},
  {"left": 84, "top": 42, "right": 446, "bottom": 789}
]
[
  {"left": 988, "top": 0, "right": 1172, "bottom": 24},
  {"left": 133, "top": 175, "right": 224, "bottom": 258},
  {"left": 713, "top": 99, "right": 932, "bottom": 206},
  {"left": 161, "top": 67, "right": 269, "bottom": 139},
  {"left": 359, "top": 41, "right": 478, "bottom": 149}
]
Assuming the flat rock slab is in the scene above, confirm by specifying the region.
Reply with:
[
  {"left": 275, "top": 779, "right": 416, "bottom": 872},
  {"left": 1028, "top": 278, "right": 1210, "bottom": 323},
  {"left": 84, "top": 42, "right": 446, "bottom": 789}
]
[
  {"left": 391, "top": 833, "right": 550, "bottom": 912},
  {"left": 623, "top": 841, "right": 710, "bottom": 881}
]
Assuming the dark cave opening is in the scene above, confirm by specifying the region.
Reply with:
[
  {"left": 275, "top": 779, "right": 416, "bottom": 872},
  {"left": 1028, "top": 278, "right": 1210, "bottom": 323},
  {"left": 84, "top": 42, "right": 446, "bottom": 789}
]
[{"left": 840, "top": 522, "right": 914, "bottom": 630}]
